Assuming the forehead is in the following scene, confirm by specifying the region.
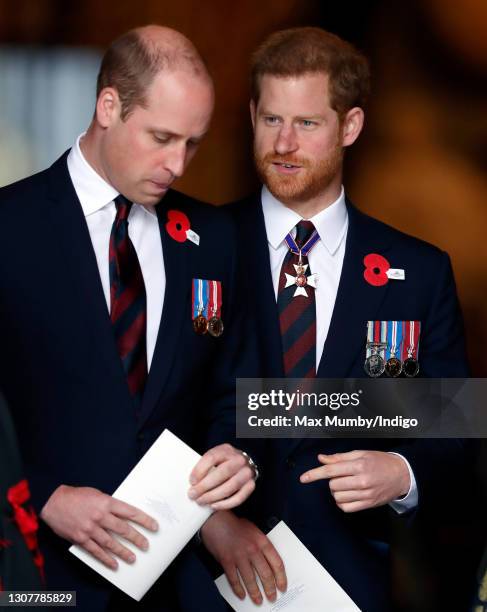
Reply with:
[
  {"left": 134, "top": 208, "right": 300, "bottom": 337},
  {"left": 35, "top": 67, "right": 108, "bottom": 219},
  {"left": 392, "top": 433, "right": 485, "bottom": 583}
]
[
  {"left": 135, "top": 68, "right": 214, "bottom": 130},
  {"left": 257, "top": 73, "right": 332, "bottom": 115}
]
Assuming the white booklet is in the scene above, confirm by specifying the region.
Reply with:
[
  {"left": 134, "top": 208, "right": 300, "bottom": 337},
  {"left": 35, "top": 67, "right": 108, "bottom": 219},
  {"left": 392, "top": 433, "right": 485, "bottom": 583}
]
[
  {"left": 70, "top": 429, "right": 213, "bottom": 601},
  {"left": 215, "top": 521, "right": 361, "bottom": 611}
]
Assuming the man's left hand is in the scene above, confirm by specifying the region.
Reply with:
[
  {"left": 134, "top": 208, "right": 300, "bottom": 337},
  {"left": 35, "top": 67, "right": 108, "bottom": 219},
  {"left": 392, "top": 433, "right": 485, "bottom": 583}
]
[
  {"left": 189, "top": 444, "right": 256, "bottom": 510},
  {"left": 300, "top": 450, "right": 410, "bottom": 512}
]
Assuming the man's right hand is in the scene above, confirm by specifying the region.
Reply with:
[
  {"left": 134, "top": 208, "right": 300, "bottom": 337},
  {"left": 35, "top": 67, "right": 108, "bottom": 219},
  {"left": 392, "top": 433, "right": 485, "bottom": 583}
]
[
  {"left": 40, "top": 485, "right": 158, "bottom": 569},
  {"left": 201, "top": 511, "right": 287, "bottom": 605}
]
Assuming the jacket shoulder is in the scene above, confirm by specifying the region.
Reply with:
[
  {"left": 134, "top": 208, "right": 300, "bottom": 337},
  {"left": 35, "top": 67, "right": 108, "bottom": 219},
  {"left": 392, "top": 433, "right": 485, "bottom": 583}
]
[
  {"left": 0, "top": 169, "right": 50, "bottom": 215},
  {"left": 351, "top": 205, "right": 447, "bottom": 262}
]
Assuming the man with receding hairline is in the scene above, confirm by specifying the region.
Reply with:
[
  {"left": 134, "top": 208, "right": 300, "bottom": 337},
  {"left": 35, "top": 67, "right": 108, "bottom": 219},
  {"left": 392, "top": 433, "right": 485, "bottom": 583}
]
[{"left": 0, "top": 25, "right": 255, "bottom": 610}]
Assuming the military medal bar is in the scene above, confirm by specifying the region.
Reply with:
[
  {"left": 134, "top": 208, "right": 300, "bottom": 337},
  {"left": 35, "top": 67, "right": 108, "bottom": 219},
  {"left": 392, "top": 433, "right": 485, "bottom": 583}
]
[
  {"left": 207, "top": 280, "right": 224, "bottom": 337},
  {"left": 402, "top": 320, "right": 420, "bottom": 377}
]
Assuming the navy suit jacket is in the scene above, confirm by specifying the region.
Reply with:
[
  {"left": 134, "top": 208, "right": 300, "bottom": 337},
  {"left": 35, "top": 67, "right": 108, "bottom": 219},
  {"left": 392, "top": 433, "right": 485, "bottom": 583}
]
[
  {"left": 0, "top": 153, "right": 242, "bottom": 611},
  {"left": 230, "top": 193, "right": 472, "bottom": 612}
]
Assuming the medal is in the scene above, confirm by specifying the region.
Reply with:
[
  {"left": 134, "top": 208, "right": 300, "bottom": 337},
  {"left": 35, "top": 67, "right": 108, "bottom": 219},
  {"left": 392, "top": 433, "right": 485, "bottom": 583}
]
[
  {"left": 402, "top": 321, "right": 421, "bottom": 377},
  {"left": 364, "top": 351, "right": 386, "bottom": 377},
  {"left": 283, "top": 227, "right": 320, "bottom": 298},
  {"left": 208, "top": 315, "right": 224, "bottom": 337},
  {"left": 193, "top": 311, "right": 208, "bottom": 335},
  {"left": 364, "top": 321, "right": 387, "bottom": 377},
  {"left": 385, "top": 321, "right": 403, "bottom": 377},
  {"left": 192, "top": 279, "right": 208, "bottom": 335},
  {"left": 207, "top": 279, "right": 224, "bottom": 337}
]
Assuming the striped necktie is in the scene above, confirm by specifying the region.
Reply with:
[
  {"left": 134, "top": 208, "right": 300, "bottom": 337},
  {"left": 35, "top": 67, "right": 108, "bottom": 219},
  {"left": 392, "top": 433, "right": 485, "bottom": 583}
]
[
  {"left": 278, "top": 220, "right": 317, "bottom": 378},
  {"left": 109, "top": 195, "right": 148, "bottom": 402}
]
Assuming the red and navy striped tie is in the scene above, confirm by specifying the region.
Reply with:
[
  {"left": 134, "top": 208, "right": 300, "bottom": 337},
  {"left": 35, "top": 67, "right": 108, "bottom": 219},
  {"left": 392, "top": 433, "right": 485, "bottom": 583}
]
[
  {"left": 109, "top": 195, "right": 148, "bottom": 401},
  {"left": 278, "top": 220, "right": 317, "bottom": 378}
]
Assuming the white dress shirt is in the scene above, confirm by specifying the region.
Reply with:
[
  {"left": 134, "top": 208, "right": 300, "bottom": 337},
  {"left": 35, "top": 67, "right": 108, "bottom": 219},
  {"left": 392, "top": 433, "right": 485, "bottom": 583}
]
[
  {"left": 261, "top": 186, "right": 418, "bottom": 513},
  {"left": 67, "top": 134, "right": 164, "bottom": 369}
]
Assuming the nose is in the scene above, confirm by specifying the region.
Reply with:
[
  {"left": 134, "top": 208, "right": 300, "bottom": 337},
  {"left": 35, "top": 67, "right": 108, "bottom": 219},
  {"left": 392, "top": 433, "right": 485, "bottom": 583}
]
[
  {"left": 274, "top": 124, "right": 298, "bottom": 156},
  {"left": 164, "top": 143, "right": 187, "bottom": 179}
]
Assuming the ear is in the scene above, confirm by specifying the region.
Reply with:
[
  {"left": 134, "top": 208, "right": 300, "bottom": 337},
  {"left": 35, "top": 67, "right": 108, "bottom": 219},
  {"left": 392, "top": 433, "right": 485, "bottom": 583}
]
[
  {"left": 95, "top": 87, "right": 121, "bottom": 128},
  {"left": 341, "top": 107, "right": 364, "bottom": 147},
  {"left": 249, "top": 99, "right": 256, "bottom": 131}
]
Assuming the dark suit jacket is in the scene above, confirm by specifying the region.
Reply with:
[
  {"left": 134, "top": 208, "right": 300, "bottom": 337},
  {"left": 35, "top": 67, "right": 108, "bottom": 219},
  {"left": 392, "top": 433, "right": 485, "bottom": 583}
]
[
  {"left": 0, "top": 153, "right": 242, "bottom": 611},
  {"left": 230, "top": 193, "right": 473, "bottom": 612}
]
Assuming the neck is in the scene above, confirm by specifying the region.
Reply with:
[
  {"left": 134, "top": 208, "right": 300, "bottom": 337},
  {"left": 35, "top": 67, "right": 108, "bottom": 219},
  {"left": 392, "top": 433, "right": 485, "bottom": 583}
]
[
  {"left": 79, "top": 125, "right": 111, "bottom": 185},
  {"left": 281, "top": 178, "right": 342, "bottom": 219}
]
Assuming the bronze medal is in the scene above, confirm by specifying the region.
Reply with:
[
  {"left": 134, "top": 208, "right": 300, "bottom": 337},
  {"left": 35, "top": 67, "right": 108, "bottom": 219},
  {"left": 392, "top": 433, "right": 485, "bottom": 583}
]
[
  {"left": 193, "top": 314, "right": 208, "bottom": 335},
  {"left": 208, "top": 316, "right": 224, "bottom": 338},
  {"left": 385, "top": 356, "right": 402, "bottom": 377},
  {"left": 403, "top": 357, "right": 420, "bottom": 377}
]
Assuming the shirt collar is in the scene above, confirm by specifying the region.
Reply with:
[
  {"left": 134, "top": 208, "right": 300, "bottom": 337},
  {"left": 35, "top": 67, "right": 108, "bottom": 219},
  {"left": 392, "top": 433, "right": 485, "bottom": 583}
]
[
  {"left": 67, "top": 133, "right": 156, "bottom": 218},
  {"left": 261, "top": 185, "right": 348, "bottom": 255}
]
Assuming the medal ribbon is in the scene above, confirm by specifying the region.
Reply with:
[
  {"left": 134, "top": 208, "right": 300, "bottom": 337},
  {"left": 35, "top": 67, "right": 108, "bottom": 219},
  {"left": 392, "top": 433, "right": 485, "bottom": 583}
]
[
  {"left": 386, "top": 321, "right": 403, "bottom": 359},
  {"left": 208, "top": 281, "right": 222, "bottom": 318},
  {"left": 366, "top": 321, "right": 388, "bottom": 359},
  {"left": 284, "top": 227, "right": 320, "bottom": 258},
  {"left": 401, "top": 321, "right": 421, "bottom": 360},
  {"left": 192, "top": 279, "right": 209, "bottom": 319}
]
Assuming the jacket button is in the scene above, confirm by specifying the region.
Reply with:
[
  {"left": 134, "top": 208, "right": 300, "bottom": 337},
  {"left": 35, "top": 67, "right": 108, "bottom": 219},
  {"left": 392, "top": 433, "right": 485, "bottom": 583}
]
[
  {"left": 137, "top": 433, "right": 144, "bottom": 442},
  {"left": 286, "top": 458, "right": 296, "bottom": 469}
]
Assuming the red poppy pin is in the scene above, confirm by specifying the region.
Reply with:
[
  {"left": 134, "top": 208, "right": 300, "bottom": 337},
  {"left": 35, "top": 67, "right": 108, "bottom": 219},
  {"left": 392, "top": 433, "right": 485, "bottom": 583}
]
[
  {"left": 166, "top": 210, "right": 200, "bottom": 245},
  {"left": 363, "top": 253, "right": 405, "bottom": 286}
]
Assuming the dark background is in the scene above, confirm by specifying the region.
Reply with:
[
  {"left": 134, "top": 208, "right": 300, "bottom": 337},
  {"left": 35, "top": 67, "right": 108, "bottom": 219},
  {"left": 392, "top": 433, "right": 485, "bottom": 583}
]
[{"left": 1, "top": 1, "right": 486, "bottom": 609}]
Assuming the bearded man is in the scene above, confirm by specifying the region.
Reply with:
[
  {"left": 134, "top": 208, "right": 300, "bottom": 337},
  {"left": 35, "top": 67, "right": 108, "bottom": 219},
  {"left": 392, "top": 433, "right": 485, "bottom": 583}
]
[{"left": 199, "top": 27, "right": 473, "bottom": 612}]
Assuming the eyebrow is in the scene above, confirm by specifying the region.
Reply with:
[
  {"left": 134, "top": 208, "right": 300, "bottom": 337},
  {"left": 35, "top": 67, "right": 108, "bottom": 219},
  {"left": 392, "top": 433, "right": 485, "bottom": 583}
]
[
  {"left": 150, "top": 128, "right": 208, "bottom": 141},
  {"left": 258, "top": 110, "right": 324, "bottom": 121}
]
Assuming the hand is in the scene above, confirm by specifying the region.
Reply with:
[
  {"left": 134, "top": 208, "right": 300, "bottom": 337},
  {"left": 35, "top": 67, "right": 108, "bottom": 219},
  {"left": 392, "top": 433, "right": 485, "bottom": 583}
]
[
  {"left": 188, "top": 444, "right": 256, "bottom": 510},
  {"left": 300, "top": 450, "right": 410, "bottom": 512},
  {"left": 40, "top": 485, "right": 158, "bottom": 569},
  {"left": 201, "top": 511, "right": 287, "bottom": 605}
]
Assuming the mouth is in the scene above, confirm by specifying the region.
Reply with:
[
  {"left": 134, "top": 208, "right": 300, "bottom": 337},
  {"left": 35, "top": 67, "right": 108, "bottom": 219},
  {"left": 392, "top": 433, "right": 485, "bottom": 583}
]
[
  {"left": 271, "top": 162, "right": 302, "bottom": 174},
  {"left": 149, "top": 180, "right": 171, "bottom": 191}
]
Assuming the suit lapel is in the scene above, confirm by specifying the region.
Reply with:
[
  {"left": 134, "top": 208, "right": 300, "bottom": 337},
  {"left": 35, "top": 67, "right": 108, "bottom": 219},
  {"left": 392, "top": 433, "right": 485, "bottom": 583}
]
[
  {"left": 316, "top": 201, "right": 393, "bottom": 377},
  {"left": 44, "top": 153, "right": 131, "bottom": 395},
  {"left": 242, "top": 195, "right": 284, "bottom": 378},
  {"left": 137, "top": 195, "right": 189, "bottom": 429}
]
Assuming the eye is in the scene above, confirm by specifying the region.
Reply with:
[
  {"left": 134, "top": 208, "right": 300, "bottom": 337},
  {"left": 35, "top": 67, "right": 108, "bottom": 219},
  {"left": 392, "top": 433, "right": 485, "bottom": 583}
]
[
  {"left": 263, "top": 115, "right": 280, "bottom": 126},
  {"left": 300, "top": 119, "right": 316, "bottom": 128},
  {"left": 154, "top": 134, "right": 170, "bottom": 144}
]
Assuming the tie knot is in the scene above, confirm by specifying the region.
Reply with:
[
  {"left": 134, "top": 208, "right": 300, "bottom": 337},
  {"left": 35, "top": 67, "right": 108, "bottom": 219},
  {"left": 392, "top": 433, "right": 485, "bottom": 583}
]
[
  {"left": 295, "top": 220, "right": 315, "bottom": 247},
  {"left": 114, "top": 195, "right": 133, "bottom": 221}
]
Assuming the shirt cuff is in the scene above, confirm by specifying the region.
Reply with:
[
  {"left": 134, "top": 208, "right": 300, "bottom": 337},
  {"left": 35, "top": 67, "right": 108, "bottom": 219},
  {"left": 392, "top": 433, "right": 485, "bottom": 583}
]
[{"left": 387, "top": 452, "right": 418, "bottom": 514}]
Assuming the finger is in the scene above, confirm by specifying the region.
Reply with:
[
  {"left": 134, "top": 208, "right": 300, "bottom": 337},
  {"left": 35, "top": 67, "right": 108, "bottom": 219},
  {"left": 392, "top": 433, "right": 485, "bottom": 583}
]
[
  {"left": 328, "top": 475, "right": 367, "bottom": 493},
  {"left": 189, "top": 455, "right": 247, "bottom": 500},
  {"left": 194, "top": 468, "right": 252, "bottom": 506},
  {"left": 261, "top": 541, "right": 287, "bottom": 593},
  {"left": 318, "top": 451, "right": 366, "bottom": 463},
  {"left": 83, "top": 538, "right": 118, "bottom": 569},
  {"left": 210, "top": 479, "right": 256, "bottom": 510},
  {"left": 222, "top": 562, "right": 246, "bottom": 600},
  {"left": 300, "top": 459, "right": 358, "bottom": 483},
  {"left": 238, "top": 559, "right": 263, "bottom": 605},
  {"left": 110, "top": 498, "right": 158, "bottom": 532},
  {"left": 337, "top": 500, "right": 372, "bottom": 513},
  {"left": 332, "top": 489, "right": 371, "bottom": 504},
  {"left": 190, "top": 444, "right": 237, "bottom": 484},
  {"left": 101, "top": 514, "right": 149, "bottom": 551},
  {"left": 251, "top": 554, "right": 277, "bottom": 602},
  {"left": 91, "top": 526, "right": 136, "bottom": 564}
]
